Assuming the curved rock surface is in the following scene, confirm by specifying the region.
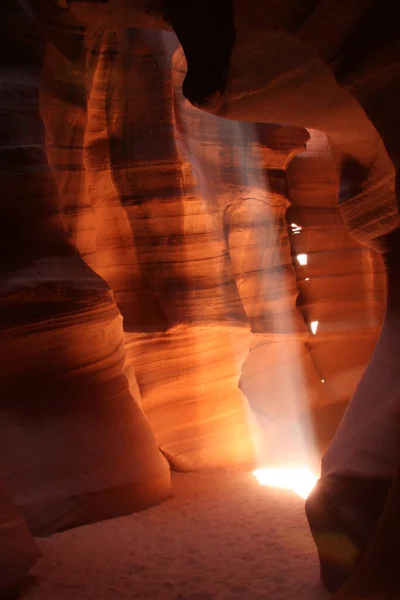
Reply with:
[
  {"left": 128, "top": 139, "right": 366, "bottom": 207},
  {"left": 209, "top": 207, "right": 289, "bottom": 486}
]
[
  {"left": 169, "top": 0, "right": 399, "bottom": 249},
  {"left": 41, "top": 23, "right": 256, "bottom": 470},
  {"left": 163, "top": 0, "right": 400, "bottom": 477},
  {"left": 0, "top": 0, "right": 171, "bottom": 538},
  {"left": 2, "top": 0, "right": 397, "bottom": 548},
  {"left": 30, "top": 2, "right": 400, "bottom": 597},
  {"left": 286, "top": 130, "right": 386, "bottom": 455}
]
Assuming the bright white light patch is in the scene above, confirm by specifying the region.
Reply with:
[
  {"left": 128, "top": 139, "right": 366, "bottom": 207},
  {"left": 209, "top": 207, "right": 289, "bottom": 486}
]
[
  {"left": 253, "top": 468, "right": 317, "bottom": 499},
  {"left": 305, "top": 277, "right": 310, "bottom": 281},
  {"left": 297, "top": 253, "right": 308, "bottom": 265},
  {"left": 310, "top": 320, "right": 319, "bottom": 335}
]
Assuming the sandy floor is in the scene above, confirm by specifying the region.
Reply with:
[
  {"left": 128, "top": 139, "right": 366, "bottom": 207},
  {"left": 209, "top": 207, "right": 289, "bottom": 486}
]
[{"left": 21, "top": 471, "right": 330, "bottom": 600}]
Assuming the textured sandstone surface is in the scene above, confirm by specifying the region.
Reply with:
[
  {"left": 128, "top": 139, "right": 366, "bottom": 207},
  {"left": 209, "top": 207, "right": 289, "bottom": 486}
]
[
  {"left": 1, "top": 0, "right": 389, "bottom": 508},
  {"left": 0, "top": 1, "right": 171, "bottom": 541},
  {"left": 2, "top": 0, "right": 400, "bottom": 595},
  {"left": 166, "top": 4, "right": 400, "bottom": 593},
  {"left": 171, "top": 0, "right": 399, "bottom": 250},
  {"left": 163, "top": 0, "right": 400, "bottom": 478}
]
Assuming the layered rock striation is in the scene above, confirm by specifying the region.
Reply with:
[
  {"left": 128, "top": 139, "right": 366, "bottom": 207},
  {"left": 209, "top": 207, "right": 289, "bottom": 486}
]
[
  {"left": 1, "top": 4, "right": 398, "bottom": 596},
  {"left": 0, "top": 1, "right": 171, "bottom": 542}
]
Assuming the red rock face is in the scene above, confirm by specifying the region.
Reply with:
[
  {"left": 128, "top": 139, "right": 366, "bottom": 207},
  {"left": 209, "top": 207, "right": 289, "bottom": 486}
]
[
  {"left": 0, "top": 2, "right": 171, "bottom": 540},
  {"left": 1, "top": 3, "right": 398, "bottom": 587},
  {"left": 286, "top": 130, "right": 386, "bottom": 457},
  {"left": 164, "top": 0, "right": 400, "bottom": 482},
  {"left": 31, "top": 2, "right": 399, "bottom": 596}
]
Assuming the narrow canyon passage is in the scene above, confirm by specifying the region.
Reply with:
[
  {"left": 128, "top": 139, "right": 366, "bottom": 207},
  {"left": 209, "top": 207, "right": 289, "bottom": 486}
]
[{"left": 2, "top": 2, "right": 400, "bottom": 599}]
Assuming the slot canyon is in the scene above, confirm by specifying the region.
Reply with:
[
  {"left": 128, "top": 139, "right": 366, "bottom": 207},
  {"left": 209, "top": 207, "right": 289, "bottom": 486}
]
[{"left": 1, "top": 1, "right": 399, "bottom": 599}]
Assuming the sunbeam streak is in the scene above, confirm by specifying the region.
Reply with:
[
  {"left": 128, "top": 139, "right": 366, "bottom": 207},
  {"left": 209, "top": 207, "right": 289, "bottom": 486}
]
[{"left": 253, "top": 467, "right": 317, "bottom": 499}]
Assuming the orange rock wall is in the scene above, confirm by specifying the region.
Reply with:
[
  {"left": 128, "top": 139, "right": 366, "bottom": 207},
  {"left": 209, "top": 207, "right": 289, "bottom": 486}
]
[
  {"left": 0, "top": 2, "right": 171, "bottom": 538},
  {"left": 0, "top": 0, "right": 390, "bottom": 537}
]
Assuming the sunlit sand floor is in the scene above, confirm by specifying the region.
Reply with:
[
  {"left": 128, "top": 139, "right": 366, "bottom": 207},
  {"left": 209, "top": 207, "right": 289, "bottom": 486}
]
[{"left": 22, "top": 471, "right": 330, "bottom": 600}]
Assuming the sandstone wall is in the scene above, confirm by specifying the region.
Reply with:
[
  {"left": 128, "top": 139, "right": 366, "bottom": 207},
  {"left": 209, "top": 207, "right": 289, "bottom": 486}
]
[{"left": 0, "top": 1, "right": 171, "bottom": 538}]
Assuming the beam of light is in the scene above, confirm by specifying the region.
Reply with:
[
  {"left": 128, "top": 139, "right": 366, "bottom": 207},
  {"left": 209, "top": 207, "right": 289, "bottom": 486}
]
[
  {"left": 310, "top": 320, "right": 319, "bottom": 335},
  {"left": 171, "top": 72, "right": 321, "bottom": 481},
  {"left": 218, "top": 127, "right": 320, "bottom": 485},
  {"left": 253, "top": 467, "right": 317, "bottom": 499},
  {"left": 244, "top": 131, "right": 334, "bottom": 487},
  {"left": 297, "top": 253, "right": 308, "bottom": 265},
  {"left": 291, "top": 223, "right": 302, "bottom": 234}
]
